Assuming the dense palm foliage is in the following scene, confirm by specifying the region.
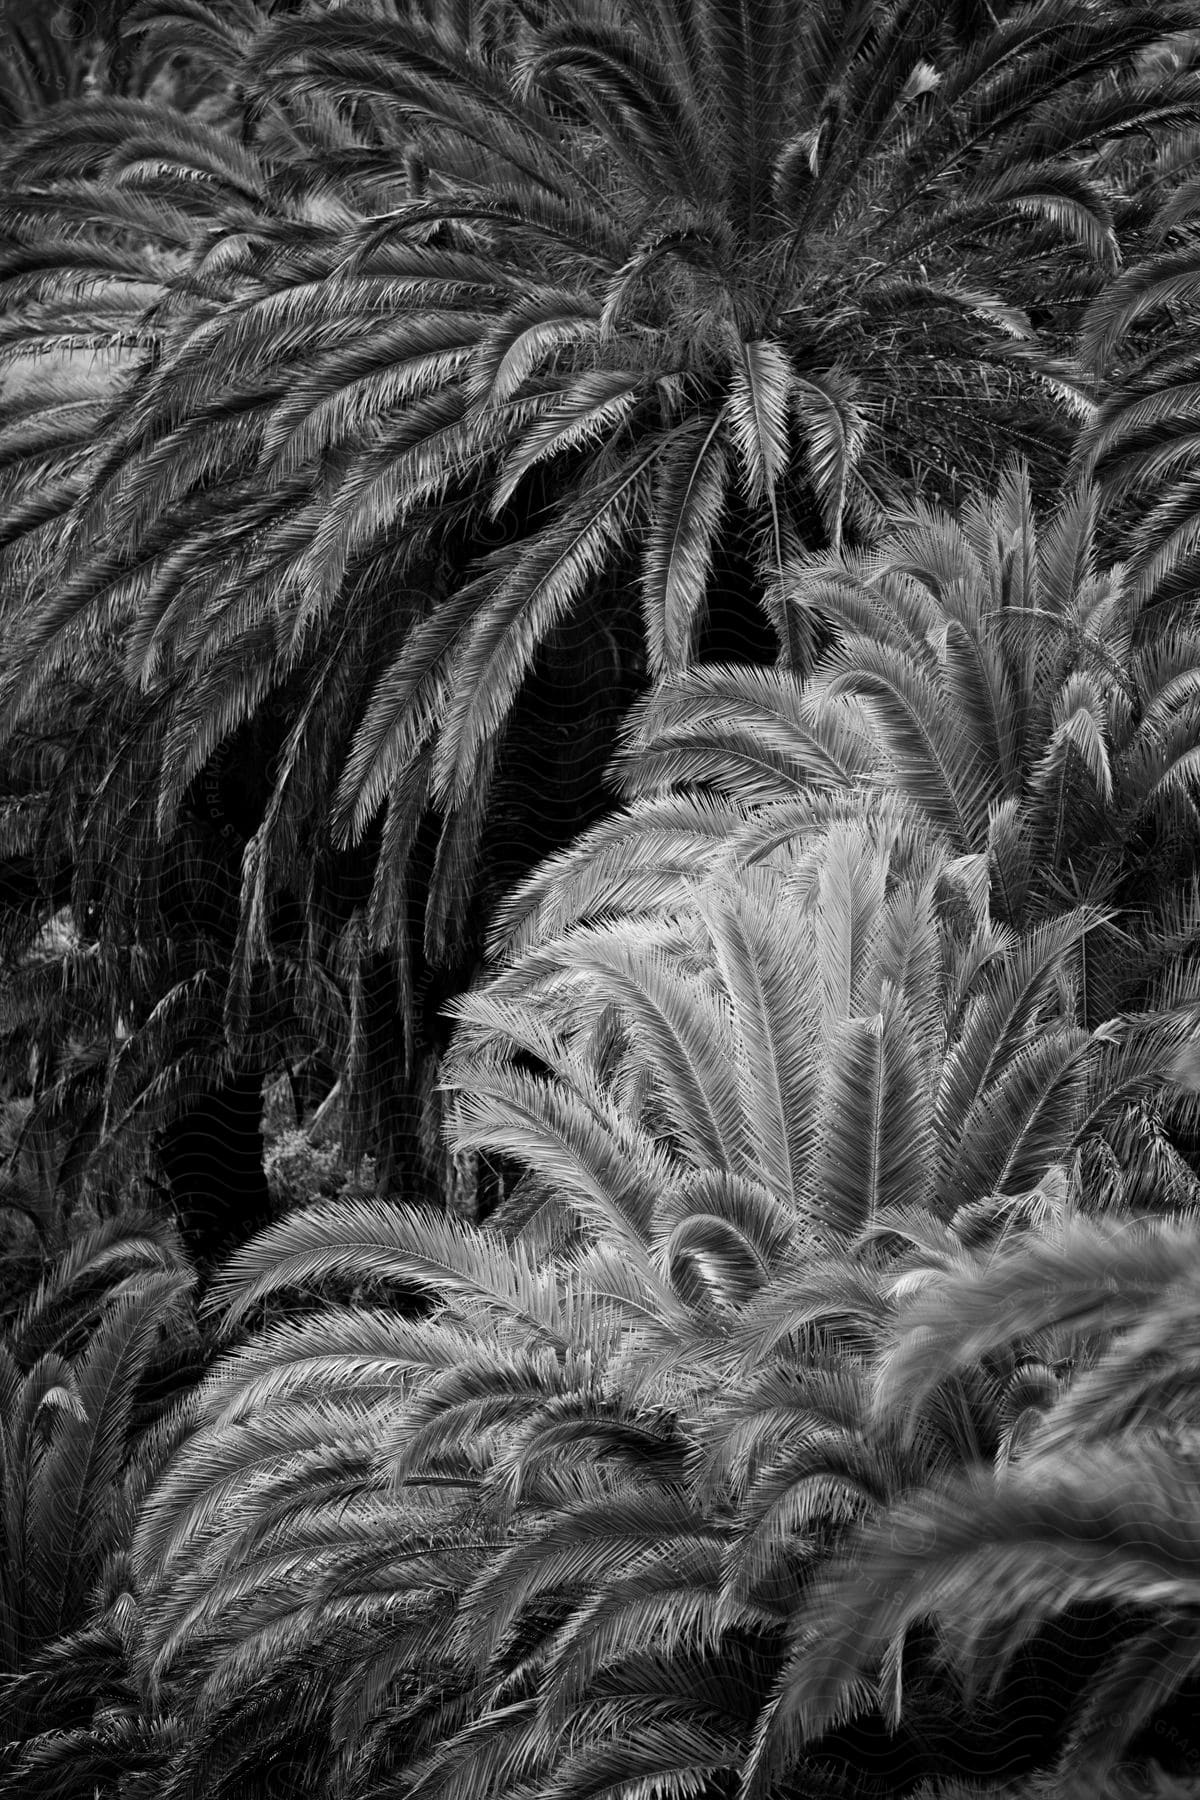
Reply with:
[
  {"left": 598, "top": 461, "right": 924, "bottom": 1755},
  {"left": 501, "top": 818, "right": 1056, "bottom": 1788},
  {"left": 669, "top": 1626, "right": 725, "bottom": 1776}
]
[
  {"left": 0, "top": 1215, "right": 198, "bottom": 1789},
  {"left": 5, "top": 0, "right": 1200, "bottom": 1218},
  {"left": 6, "top": 0, "right": 1200, "bottom": 1797}
]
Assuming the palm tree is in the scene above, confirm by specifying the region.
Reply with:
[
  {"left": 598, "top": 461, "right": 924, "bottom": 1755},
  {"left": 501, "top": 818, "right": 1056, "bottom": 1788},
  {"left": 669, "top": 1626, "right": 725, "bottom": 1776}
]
[
  {"left": 116, "top": 1192, "right": 719, "bottom": 1797},
  {"left": 1072, "top": 63, "right": 1200, "bottom": 631},
  {"left": 747, "top": 1211, "right": 1200, "bottom": 1796},
  {"left": 492, "top": 468, "right": 1200, "bottom": 1145},
  {"left": 0, "top": 1216, "right": 197, "bottom": 1782}
]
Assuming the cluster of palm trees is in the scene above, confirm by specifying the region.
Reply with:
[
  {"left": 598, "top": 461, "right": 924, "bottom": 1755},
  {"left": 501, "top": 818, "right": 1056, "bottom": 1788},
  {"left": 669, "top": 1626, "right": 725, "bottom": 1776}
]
[{"left": 6, "top": 0, "right": 1200, "bottom": 1794}]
